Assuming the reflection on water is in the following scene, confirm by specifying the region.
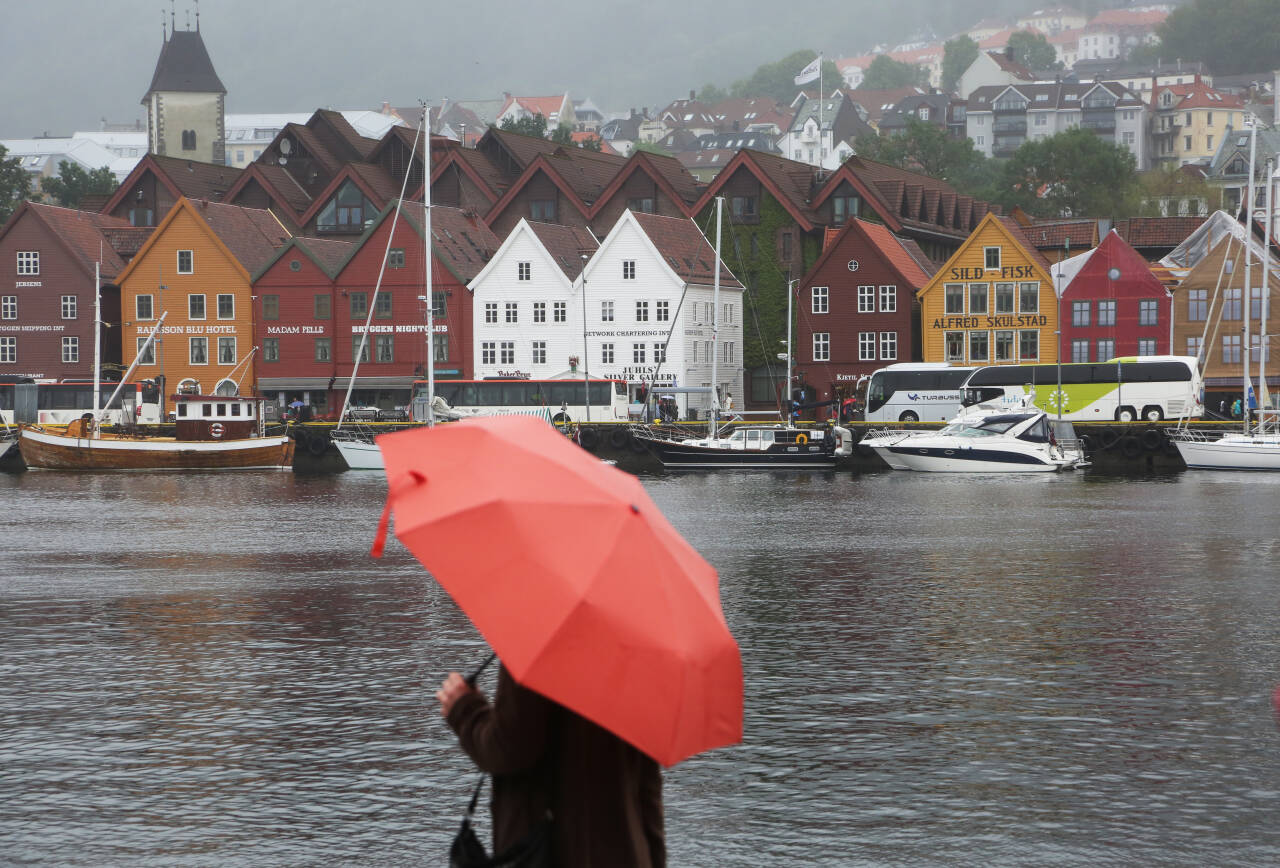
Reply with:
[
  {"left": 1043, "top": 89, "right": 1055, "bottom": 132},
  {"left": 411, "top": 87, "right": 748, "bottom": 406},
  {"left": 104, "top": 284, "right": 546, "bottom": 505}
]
[{"left": 2, "top": 470, "right": 1279, "bottom": 865}]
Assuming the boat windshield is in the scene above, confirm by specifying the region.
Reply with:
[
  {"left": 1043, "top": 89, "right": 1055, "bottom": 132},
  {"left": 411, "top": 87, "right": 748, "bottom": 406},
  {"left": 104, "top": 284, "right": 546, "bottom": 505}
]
[{"left": 940, "top": 413, "right": 1036, "bottom": 437}]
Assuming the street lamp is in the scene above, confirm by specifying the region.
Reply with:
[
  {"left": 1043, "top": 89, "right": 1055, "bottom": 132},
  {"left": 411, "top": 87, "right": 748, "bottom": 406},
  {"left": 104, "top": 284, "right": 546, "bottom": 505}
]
[
  {"left": 580, "top": 252, "right": 590, "bottom": 423},
  {"left": 1108, "top": 266, "right": 1122, "bottom": 416}
]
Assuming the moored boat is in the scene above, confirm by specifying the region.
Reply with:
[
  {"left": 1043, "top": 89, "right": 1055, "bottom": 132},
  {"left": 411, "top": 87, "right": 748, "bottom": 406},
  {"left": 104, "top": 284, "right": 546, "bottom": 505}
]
[
  {"left": 18, "top": 394, "right": 293, "bottom": 471},
  {"left": 635, "top": 422, "right": 854, "bottom": 470},
  {"left": 1170, "top": 426, "right": 1280, "bottom": 470}
]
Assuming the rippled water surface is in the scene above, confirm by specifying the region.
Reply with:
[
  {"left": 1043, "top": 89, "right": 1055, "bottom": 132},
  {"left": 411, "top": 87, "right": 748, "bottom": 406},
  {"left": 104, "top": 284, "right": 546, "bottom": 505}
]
[{"left": 2, "top": 469, "right": 1279, "bottom": 866}]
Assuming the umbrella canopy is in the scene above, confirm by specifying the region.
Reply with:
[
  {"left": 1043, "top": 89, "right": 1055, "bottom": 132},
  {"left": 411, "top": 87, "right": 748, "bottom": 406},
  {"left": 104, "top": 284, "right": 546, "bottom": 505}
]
[{"left": 372, "top": 416, "right": 742, "bottom": 766}]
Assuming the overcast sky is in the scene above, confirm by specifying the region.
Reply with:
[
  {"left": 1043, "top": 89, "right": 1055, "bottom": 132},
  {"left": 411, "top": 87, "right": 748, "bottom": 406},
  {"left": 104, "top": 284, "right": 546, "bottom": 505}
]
[{"left": 0, "top": 0, "right": 997, "bottom": 138}]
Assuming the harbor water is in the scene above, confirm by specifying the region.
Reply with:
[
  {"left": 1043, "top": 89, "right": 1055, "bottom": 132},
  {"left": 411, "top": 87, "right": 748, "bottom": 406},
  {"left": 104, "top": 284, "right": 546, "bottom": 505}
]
[{"left": 2, "top": 469, "right": 1279, "bottom": 865}]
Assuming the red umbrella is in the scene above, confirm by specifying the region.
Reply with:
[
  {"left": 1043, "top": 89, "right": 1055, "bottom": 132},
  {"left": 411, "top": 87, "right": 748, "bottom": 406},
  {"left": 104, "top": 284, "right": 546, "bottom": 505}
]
[{"left": 371, "top": 415, "right": 743, "bottom": 767}]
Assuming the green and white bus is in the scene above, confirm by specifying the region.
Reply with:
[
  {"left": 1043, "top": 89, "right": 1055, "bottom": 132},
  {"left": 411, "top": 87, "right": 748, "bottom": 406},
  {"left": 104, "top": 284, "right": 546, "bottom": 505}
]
[{"left": 959, "top": 356, "right": 1203, "bottom": 422}]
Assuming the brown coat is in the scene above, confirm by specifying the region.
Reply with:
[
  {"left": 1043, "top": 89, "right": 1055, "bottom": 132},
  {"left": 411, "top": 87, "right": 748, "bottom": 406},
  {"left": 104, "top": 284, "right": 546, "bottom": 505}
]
[{"left": 447, "top": 665, "right": 665, "bottom": 868}]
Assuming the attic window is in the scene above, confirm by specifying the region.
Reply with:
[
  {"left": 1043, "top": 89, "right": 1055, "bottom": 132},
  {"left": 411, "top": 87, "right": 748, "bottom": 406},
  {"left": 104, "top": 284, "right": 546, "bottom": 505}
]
[
  {"left": 1064, "top": 94, "right": 1078, "bottom": 101},
  {"left": 1035, "top": 94, "right": 1049, "bottom": 101},
  {"left": 289, "top": 259, "right": 302, "bottom": 272}
]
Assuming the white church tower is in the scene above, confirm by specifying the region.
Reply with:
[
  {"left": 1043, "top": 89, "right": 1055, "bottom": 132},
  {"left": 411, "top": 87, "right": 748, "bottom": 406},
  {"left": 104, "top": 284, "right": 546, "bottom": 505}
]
[{"left": 141, "top": 7, "right": 226, "bottom": 164}]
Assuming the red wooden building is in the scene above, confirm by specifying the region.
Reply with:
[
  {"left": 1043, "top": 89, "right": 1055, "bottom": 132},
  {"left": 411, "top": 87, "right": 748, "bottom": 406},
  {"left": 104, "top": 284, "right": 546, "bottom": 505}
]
[
  {"left": 794, "top": 218, "right": 936, "bottom": 412},
  {"left": 1056, "top": 229, "right": 1172, "bottom": 362},
  {"left": 0, "top": 202, "right": 149, "bottom": 381}
]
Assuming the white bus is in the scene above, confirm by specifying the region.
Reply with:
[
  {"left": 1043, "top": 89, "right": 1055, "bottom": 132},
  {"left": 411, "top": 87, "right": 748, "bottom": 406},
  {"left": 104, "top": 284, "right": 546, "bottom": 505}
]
[
  {"left": 1, "top": 380, "right": 164, "bottom": 426},
  {"left": 864, "top": 363, "right": 976, "bottom": 423},
  {"left": 411, "top": 378, "right": 630, "bottom": 423},
  {"left": 959, "top": 356, "right": 1203, "bottom": 422}
]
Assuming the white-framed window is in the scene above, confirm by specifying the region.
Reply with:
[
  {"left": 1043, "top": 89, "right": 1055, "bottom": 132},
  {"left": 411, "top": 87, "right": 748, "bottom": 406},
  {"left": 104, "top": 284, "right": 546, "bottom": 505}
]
[
  {"left": 969, "top": 283, "right": 989, "bottom": 315},
  {"left": 1222, "top": 335, "right": 1241, "bottom": 364},
  {"left": 944, "top": 284, "right": 964, "bottom": 314},
  {"left": 190, "top": 336, "right": 208, "bottom": 364},
  {"left": 879, "top": 285, "right": 897, "bottom": 312},
  {"left": 622, "top": 260, "right": 636, "bottom": 279},
  {"left": 481, "top": 341, "right": 495, "bottom": 364},
  {"left": 1095, "top": 338, "right": 1115, "bottom": 362},
  {"left": 1071, "top": 300, "right": 1090, "bottom": 327},
  {"left": 984, "top": 246, "right": 1000, "bottom": 270},
  {"left": 813, "top": 332, "right": 830, "bottom": 361},
  {"left": 1097, "top": 299, "right": 1116, "bottom": 327},
  {"left": 633, "top": 343, "right": 646, "bottom": 363},
  {"left": 858, "top": 285, "right": 875, "bottom": 313},
  {"left": 217, "top": 294, "right": 234, "bottom": 320},
  {"left": 61, "top": 295, "right": 77, "bottom": 319},
  {"left": 1018, "top": 330, "right": 1038, "bottom": 361},
  {"left": 601, "top": 342, "right": 614, "bottom": 364},
  {"left": 1138, "top": 299, "right": 1158, "bottom": 326},
  {"left": 517, "top": 261, "right": 530, "bottom": 280},
  {"left": 61, "top": 336, "right": 79, "bottom": 363},
  {"left": 1137, "top": 338, "right": 1156, "bottom": 356},
  {"left": 553, "top": 301, "right": 566, "bottom": 322},
  {"left": 656, "top": 300, "right": 669, "bottom": 321},
  {"left": 1071, "top": 339, "right": 1090, "bottom": 362},
  {"left": 189, "top": 294, "right": 206, "bottom": 320},
  {"left": 722, "top": 341, "right": 734, "bottom": 363},
  {"left": 177, "top": 250, "right": 194, "bottom": 274},
  {"left": 879, "top": 331, "right": 897, "bottom": 360},
  {"left": 0, "top": 334, "right": 16, "bottom": 363},
  {"left": 654, "top": 342, "right": 667, "bottom": 363},
  {"left": 859, "top": 331, "right": 876, "bottom": 360},
  {"left": 601, "top": 300, "right": 614, "bottom": 322},
  {"left": 995, "top": 330, "right": 1015, "bottom": 361},
  {"left": 16, "top": 251, "right": 39, "bottom": 275},
  {"left": 1, "top": 296, "right": 16, "bottom": 320},
  {"left": 484, "top": 303, "right": 498, "bottom": 324},
  {"left": 969, "top": 330, "right": 989, "bottom": 362},
  {"left": 1187, "top": 289, "right": 1208, "bottom": 321},
  {"left": 532, "top": 341, "right": 546, "bottom": 364},
  {"left": 945, "top": 331, "right": 964, "bottom": 361},
  {"left": 217, "top": 336, "right": 237, "bottom": 365},
  {"left": 315, "top": 338, "right": 331, "bottom": 362},
  {"left": 636, "top": 300, "right": 649, "bottom": 322},
  {"left": 505, "top": 302, "right": 518, "bottom": 323},
  {"left": 500, "top": 341, "right": 515, "bottom": 364},
  {"left": 994, "top": 282, "right": 1015, "bottom": 314},
  {"left": 1019, "top": 282, "right": 1039, "bottom": 314},
  {"left": 812, "top": 286, "right": 829, "bottom": 314},
  {"left": 723, "top": 302, "right": 733, "bottom": 324},
  {"left": 533, "top": 302, "right": 546, "bottom": 323},
  {"left": 263, "top": 338, "right": 279, "bottom": 362},
  {"left": 136, "top": 337, "right": 155, "bottom": 365}
]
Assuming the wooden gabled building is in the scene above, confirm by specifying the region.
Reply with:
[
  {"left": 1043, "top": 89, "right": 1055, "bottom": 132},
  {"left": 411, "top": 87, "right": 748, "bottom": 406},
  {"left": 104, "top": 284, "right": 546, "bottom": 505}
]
[{"left": 100, "top": 153, "right": 241, "bottom": 228}]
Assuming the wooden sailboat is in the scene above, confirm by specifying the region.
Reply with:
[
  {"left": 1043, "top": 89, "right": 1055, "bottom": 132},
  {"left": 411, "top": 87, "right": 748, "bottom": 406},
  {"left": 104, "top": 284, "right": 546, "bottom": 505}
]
[{"left": 18, "top": 313, "right": 293, "bottom": 471}]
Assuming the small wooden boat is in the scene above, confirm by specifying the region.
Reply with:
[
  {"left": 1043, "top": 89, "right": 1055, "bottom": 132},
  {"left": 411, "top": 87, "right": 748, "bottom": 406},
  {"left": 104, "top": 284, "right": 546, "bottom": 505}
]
[{"left": 18, "top": 394, "right": 294, "bottom": 471}]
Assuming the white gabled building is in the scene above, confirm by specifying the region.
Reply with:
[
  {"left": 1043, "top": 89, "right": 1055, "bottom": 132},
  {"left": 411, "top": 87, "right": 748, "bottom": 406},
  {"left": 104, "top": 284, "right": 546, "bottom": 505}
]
[
  {"left": 468, "top": 219, "right": 599, "bottom": 381},
  {"left": 583, "top": 210, "right": 744, "bottom": 419}
]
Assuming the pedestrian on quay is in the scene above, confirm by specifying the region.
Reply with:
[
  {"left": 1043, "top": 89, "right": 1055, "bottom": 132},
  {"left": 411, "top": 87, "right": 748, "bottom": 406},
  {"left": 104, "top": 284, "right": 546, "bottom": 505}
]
[
  {"left": 1219, "top": 399, "right": 1227, "bottom": 417},
  {"left": 1232, "top": 397, "right": 1243, "bottom": 419},
  {"left": 438, "top": 663, "right": 666, "bottom": 867}
]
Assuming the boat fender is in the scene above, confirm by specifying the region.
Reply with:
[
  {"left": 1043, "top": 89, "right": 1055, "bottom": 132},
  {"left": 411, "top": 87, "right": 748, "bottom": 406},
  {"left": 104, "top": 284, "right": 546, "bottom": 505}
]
[
  {"left": 795, "top": 433, "right": 808, "bottom": 445},
  {"left": 1098, "top": 428, "right": 1120, "bottom": 450},
  {"left": 1078, "top": 433, "right": 1095, "bottom": 453},
  {"left": 1120, "top": 435, "right": 1143, "bottom": 459},
  {"left": 308, "top": 434, "right": 329, "bottom": 456},
  {"left": 210, "top": 422, "right": 224, "bottom": 439},
  {"left": 630, "top": 433, "right": 649, "bottom": 453},
  {"left": 610, "top": 427, "right": 630, "bottom": 449},
  {"left": 577, "top": 426, "right": 599, "bottom": 451},
  {"left": 1141, "top": 429, "right": 1164, "bottom": 452}
]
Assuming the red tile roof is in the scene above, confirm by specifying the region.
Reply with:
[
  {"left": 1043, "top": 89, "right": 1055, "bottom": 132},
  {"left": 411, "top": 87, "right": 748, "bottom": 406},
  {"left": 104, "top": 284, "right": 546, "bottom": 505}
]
[
  {"left": 631, "top": 211, "right": 742, "bottom": 287},
  {"left": 428, "top": 206, "right": 503, "bottom": 282},
  {"left": 997, "top": 216, "right": 1054, "bottom": 272},
  {"left": 291, "top": 237, "right": 355, "bottom": 276},
  {"left": 1023, "top": 219, "right": 1098, "bottom": 251},
  {"left": 850, "top": 87, "right": 927, "bottom": 124},
  {"left": 525, "top": 221, "right": 598, "bottom": 280},
  {"left": 499, "top": 95, "right": 569, "bottom": 123},
  {"left": 1113, "top": 216, "right": 1207, "bottom": 249},
  {"left": 1152, "top": 80, "right": 1245, "bottom": 111},
  {"left": 856, "top": 218, "right": 934, "bottom": 285},
  {"left": 986, "top": 50, "right": 1035, "bottom": 79},
  {"left": 145, "top": 154, "right": 242, "bottom": 201},
  {"left": 190, "top": 199, "right": 292, "bottom": 273},
  {"left": 23, "top": 203, "right": 136, "bottom": 279}
]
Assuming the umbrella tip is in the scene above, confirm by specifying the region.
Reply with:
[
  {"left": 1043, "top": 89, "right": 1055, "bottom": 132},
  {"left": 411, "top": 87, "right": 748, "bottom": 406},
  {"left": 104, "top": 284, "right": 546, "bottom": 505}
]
[{"left": 630, "top": 503, "right": 640, "bottom": 514}]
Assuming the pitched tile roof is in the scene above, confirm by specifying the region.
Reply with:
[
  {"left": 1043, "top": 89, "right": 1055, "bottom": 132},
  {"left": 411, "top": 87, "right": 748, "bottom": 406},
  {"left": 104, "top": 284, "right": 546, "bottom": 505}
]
[
  {"left": 856, "top": 218, "right": 934, "bottom": 285},
  {"left": 147, "top": 154, "right": 242, "bottom": 201},
  {"left": 631, "top": 212, "right": 742, "bottom": 287},
  {"left": 997, "top": 215, "right": 1054, "bottom": 272},
  {"left": 24, "top": 203, "right": 135, "bottom": 279},
  {"left": 481, "top": 128, "right": 564, "bottom": 170},
  {"left": 99, "top": 227, "right": 155, "bottom": 260},
  {"left": 838, "top": 155, "right": 999, "bottom": 237},
  {"left": 1152, "top": 80, "right": 1245, "bottom": 111},
  {"left": 850, "top": 87, "right": 927, "bottom": 124},
  {"left": 630, "top": 151, "right": 703, "bottom": 206},
  {"left": 986, "top": 50, "right": 1035, "bottom": 79},
  {"left": 189, "top": 199, "right": 292, "bottom": 273},
  {"left": 291, "top": 237, "right": 355, "bottom": 276},
  {"left": 539, "top": 146, "right": 630, "bottom": 206},
  {"left": 428, "top": 206, "right": 503, "bottom": 282},
  {"left": 1113, "top": 216, "right": 1207, "bottom": 249},
  {"left": 310, "top": 109, "right": 379, "bottom": 161},
  {"left": 144, "top": 29, "right": 225, "bottom": 96},
  {"left": 525, "top": 221, "right": 598, "bottom": 280},
  {"left": 1023, "top": 219, "right": 1098, "bottom": 251},
  {"left": 500, "top": 95, "right": 569, "bottom": 123},
  {"left": 248, "top": 162, "right": 313, "bottom": 214}
]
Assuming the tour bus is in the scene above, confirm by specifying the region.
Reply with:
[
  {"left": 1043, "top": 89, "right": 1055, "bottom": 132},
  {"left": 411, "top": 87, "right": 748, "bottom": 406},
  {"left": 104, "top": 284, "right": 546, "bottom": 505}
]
[
  {"left": 410, "top": 378, "right": 630, "bottom": 423},
  {"left": 959, "top": 356, "right": 1203, "bottom": 422},
  {"left": 863, "top": 363, "right": 976, "bottom": 423},
  {"left": 0, "top": 379, "right": 163, "bottom": 426}
]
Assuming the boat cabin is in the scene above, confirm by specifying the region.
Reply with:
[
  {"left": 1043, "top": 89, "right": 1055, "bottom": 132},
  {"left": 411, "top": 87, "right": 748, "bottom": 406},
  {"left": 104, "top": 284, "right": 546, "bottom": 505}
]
[{"left": 173, "top": 395, "right": 265, "bottom": 441}]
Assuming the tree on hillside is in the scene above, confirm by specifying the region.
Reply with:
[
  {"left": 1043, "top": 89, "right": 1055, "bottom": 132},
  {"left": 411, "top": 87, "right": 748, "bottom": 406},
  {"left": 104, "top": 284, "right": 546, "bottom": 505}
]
[
  {"left": 998, "top": 127, "right": 1139, "bottom": 218},
  {"left": 40, "top": 160, "right": 117, "bottom": 209},
  {"left": 852, "top": 119, "right": 994, "bottom": 195},
  {"left": 941, "top": 35, "right": 980, "bottom": 93},
  {"left": 1007, "top": 30, "right": 1061, "bottom": 71},
  {"left": 630, "top": 140, "right": 671, "bottom": 157},
  {"left": 0, "top": 145, "right": 30, "bottom": 226},
  {"left": 728, "top": 50, "right": 842, "bottom": 102},
  {"left": 1136, "top": 164, "right": 1214, "bottom": 217},
  {"left": 697, "top": 82, "right": 727, "bottom": 103},
  {"left": 1156, "top": 0, "right": 1280, "bottom": 76},
  {"left": 550, "top": 124, "right": 574, "bottom": 146},
  {"left": 499, "top": 113, "right": 549, "bottom": 138},
  {"left": 859, "top": 55, "right": 929, "bottom": 90}
]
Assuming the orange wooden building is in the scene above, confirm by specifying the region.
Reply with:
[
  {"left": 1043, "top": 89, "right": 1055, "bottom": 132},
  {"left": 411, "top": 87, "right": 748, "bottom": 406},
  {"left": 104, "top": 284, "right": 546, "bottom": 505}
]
[{"left": 116, "top": 198, "right": 290, "bottom": 405}]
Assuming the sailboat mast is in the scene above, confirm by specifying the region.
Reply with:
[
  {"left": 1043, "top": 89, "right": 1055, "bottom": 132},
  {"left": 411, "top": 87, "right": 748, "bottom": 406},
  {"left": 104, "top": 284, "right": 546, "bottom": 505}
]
[
  {"left": 1261, "top": 156, "right": 1273, "bottom": 429},
  {"left": 1243, "top": 121, "right": 1257, "bottom": 432},
  {"left": 708, "top": 196, "right": 723, "bottom": 438},
  {"left": 93, "top": 260, "right": 101, "bottom": 414},
  {"left": 424, "top": 106, "right": 435, "bottom": 428}
]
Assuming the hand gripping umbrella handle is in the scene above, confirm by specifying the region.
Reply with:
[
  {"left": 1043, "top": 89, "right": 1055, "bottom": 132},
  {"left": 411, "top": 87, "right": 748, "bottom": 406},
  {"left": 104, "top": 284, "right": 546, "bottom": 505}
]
[{"left": 465, "top": 652, "right": 496, "bottom": 687}]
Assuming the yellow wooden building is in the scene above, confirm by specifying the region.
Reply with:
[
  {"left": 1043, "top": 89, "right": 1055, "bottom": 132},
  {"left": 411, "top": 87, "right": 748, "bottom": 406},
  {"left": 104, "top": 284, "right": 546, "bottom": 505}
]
[
  {"left": 917, "top": 212, "right": 1060, "bottom": 366},
  {"left": 117, "top": 198, "right": 290, "bottom": 400}
]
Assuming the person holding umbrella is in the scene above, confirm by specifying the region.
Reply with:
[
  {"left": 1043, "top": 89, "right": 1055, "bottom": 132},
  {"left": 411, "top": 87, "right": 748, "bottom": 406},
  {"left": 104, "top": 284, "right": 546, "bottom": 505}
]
[{"left": 371, "top": 415, "right": 743, "bottom": 867}]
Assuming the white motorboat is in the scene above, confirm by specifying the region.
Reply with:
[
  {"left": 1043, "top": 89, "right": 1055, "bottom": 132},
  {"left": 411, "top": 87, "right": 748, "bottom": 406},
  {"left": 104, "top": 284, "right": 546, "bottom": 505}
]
[{"left": 861, "top": 406, "right": 1087, "bottom": 473}]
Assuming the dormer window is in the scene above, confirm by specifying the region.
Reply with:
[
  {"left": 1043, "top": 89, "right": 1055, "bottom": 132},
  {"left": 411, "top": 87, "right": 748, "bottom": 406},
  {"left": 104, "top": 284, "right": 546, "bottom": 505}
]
[{"left": 318, "top": 181, "right": 376, "bottom": 233}]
